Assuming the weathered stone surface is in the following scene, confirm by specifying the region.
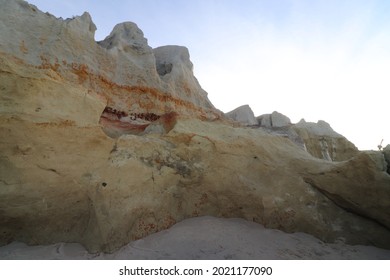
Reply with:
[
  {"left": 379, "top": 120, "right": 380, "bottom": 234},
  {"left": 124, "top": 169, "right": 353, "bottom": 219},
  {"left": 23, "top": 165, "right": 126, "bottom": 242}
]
[
  {"left": 303, "top": 152, "right": 390, "bottom": 231},
  {"left": 292, "top": 119, "right": 359, "bottom": 161},
  {"left": 260, "top": 126, "right": 307, "bottom": 150},
  {"left": 255, "top": 113, "right": 356, "bottom": 161},
  {"left": 294, "top": 119, "right": 341, "bottom": 137},
  {"left": 1, "top": 0, "right": 390, "bottom": 254},
  {"left": 0, "top": 0, "right": 222, "bottom": 136},
  {"left": 383, "top": 145, "right": 390, "bottom": 174},
  {"left": 271, "top": 111, "right": 291, "bottom": 127},
  {"left": 257, "top": 114, "right": 272, "bottom": 127},
  {"left": 225, "top": 105, "right": 257, "bottom": 125},
  {"left": 153, "top": 45, "right": 217, "bottom": 111},
  {"left": 257, "top": 111, "right": 291, "bottom": 128},
  {"left": 365, "top": 151, "right": 388, "bottom": 172},
  {"left": 98, "top": 22, "right": 152, "bottom": 55},
  {"left": 1, "top": 111, "right": 390, "bottom": 252}
]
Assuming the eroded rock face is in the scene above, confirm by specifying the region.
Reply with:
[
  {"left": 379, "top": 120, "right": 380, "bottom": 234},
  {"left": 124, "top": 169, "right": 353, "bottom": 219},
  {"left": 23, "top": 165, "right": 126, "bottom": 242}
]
[
  {"left": 1, "top": 115, "right": 390, "bottom": 252},
  {"left": 254, "top": 113, "right": 356, "bottom": 161},
  {"left": 292, "top": 119, "right": 359, "bottom": 161},
  {"left": 1, "top": 0, "right": 390, "bottom": 253},
  {"left": 0, "top": 0, "right": 222, "bottom": 137},
  {"left": 98, "top": 22, "right": 152, "bottom": 55}
]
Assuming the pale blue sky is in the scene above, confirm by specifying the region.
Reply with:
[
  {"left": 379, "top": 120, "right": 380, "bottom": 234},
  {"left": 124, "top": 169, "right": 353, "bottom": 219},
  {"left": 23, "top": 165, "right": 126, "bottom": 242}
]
[{"left": 27, "top": 0, "right": 390, "bottom": 150}]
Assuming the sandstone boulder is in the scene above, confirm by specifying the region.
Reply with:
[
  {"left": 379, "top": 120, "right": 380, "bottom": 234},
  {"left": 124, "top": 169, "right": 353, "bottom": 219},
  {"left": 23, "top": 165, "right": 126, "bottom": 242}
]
[
  {"left": 225, "top": 105, "right": 257, "bottom": 125},
  {"left": 257, "top": 114, "right": 272, "bottom": 127},
  {"left": 303, "top": 151, "right": 390, "bottom": 231},
  {"left": 257, "top": 111, "right": 291, "bottom": 128}
]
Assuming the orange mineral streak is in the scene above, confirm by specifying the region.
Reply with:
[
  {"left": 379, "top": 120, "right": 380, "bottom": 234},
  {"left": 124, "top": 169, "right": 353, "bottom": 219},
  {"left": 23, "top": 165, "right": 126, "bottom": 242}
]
[
  {"left": 159, "top": 111, "right": 178, "bottom": 132},
  {"left": 4, "top": 53, "right": 220, "bottom": 119},
  {"left": 37, "top": 56, "right": 61, "bottom": 72},
  {"left": 1, "top": 53, "right": 221, "bottom": 135},
  {"left": 69, "top": 63, "right": 218, "bottom": 119}
]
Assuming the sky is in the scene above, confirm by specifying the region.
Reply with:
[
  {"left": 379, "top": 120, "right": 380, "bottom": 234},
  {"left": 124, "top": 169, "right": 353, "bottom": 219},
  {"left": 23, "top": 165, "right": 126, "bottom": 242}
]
[{"left": 27, "top": 0, "right": 390, "bottom": 150}]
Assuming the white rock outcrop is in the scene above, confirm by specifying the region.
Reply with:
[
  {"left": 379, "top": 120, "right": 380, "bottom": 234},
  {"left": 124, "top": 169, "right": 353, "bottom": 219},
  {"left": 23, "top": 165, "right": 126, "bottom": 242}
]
[
  {"left": 257, "top": 114, "right": 272, "bottom": 127},
  {"left": 271, "top": 111, "right": 291, "bottom": 127},
  {"left": 153, "top": 45, "right": 216, "bottom": 110},
  {"left": 257, "top": 111, "right": 291, "bottom": 128},
  {"left": 292, "top": 119, "right": 358, "bottom": 161},
  {"left": 225, "top": 105, "right": 258, "bottom": 125},
  {"left": 294, "top": 119, "right": 342, "bottom": 137}
]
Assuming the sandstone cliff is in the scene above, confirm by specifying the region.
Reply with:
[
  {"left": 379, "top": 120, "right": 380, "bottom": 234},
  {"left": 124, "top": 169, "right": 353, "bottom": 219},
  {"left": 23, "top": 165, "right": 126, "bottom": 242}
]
[
  {"left": 0, "top": 0, "right": 221, "bottom": 137},
  {"left": 228, "top": 105, "right": 359, "bottom": 162},
  {"left": 1, "top": 0, "right": 390, "bottom": 254}
]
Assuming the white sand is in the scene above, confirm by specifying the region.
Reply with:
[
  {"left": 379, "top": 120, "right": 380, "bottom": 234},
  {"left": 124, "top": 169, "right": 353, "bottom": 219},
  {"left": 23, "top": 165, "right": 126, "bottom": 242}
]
[{"left": 1, "top": 216, "right": 389, "bottom": 260}]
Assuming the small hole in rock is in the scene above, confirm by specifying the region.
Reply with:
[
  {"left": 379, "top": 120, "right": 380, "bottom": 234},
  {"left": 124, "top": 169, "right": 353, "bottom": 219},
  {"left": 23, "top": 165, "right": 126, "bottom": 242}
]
[{"left": 102, "top": 182, "right": 107, "bottom": 187}]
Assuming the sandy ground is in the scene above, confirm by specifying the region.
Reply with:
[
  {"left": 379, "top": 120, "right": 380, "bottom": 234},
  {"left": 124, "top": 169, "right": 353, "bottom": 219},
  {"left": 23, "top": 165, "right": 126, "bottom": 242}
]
[{"left": 1, "top": 216, "right": 389, "bottom": 260}]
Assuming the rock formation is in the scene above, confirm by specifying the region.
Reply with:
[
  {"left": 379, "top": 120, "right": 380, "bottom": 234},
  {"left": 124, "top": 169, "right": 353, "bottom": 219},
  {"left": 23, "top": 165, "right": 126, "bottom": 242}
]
[
  {"left": 225, "top": 104, "right": 257, "bottom": 125},
  {"left": 292, "top": 119, "right": 359, "bottom": 161},
  {"left": 257, "top": 111, "right": 291, "bottom": 128},
  {"left": 232, "top": 107, "right": 358, "bottom": 162},
  {"left": 1, "top": 0, "right": 390, "bottom": 254},
  {"left": 0, "top": 0, "right": 221, "bottom": 137}
]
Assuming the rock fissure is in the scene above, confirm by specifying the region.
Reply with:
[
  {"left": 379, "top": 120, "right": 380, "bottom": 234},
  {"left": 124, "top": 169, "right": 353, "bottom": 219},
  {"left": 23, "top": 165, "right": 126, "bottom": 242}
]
[
  {"left": 36, "top": 164, "right": 60, "bottom": 175},
  {"left": 303, "top": 177, "right": 390, "bottom": 232}
]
